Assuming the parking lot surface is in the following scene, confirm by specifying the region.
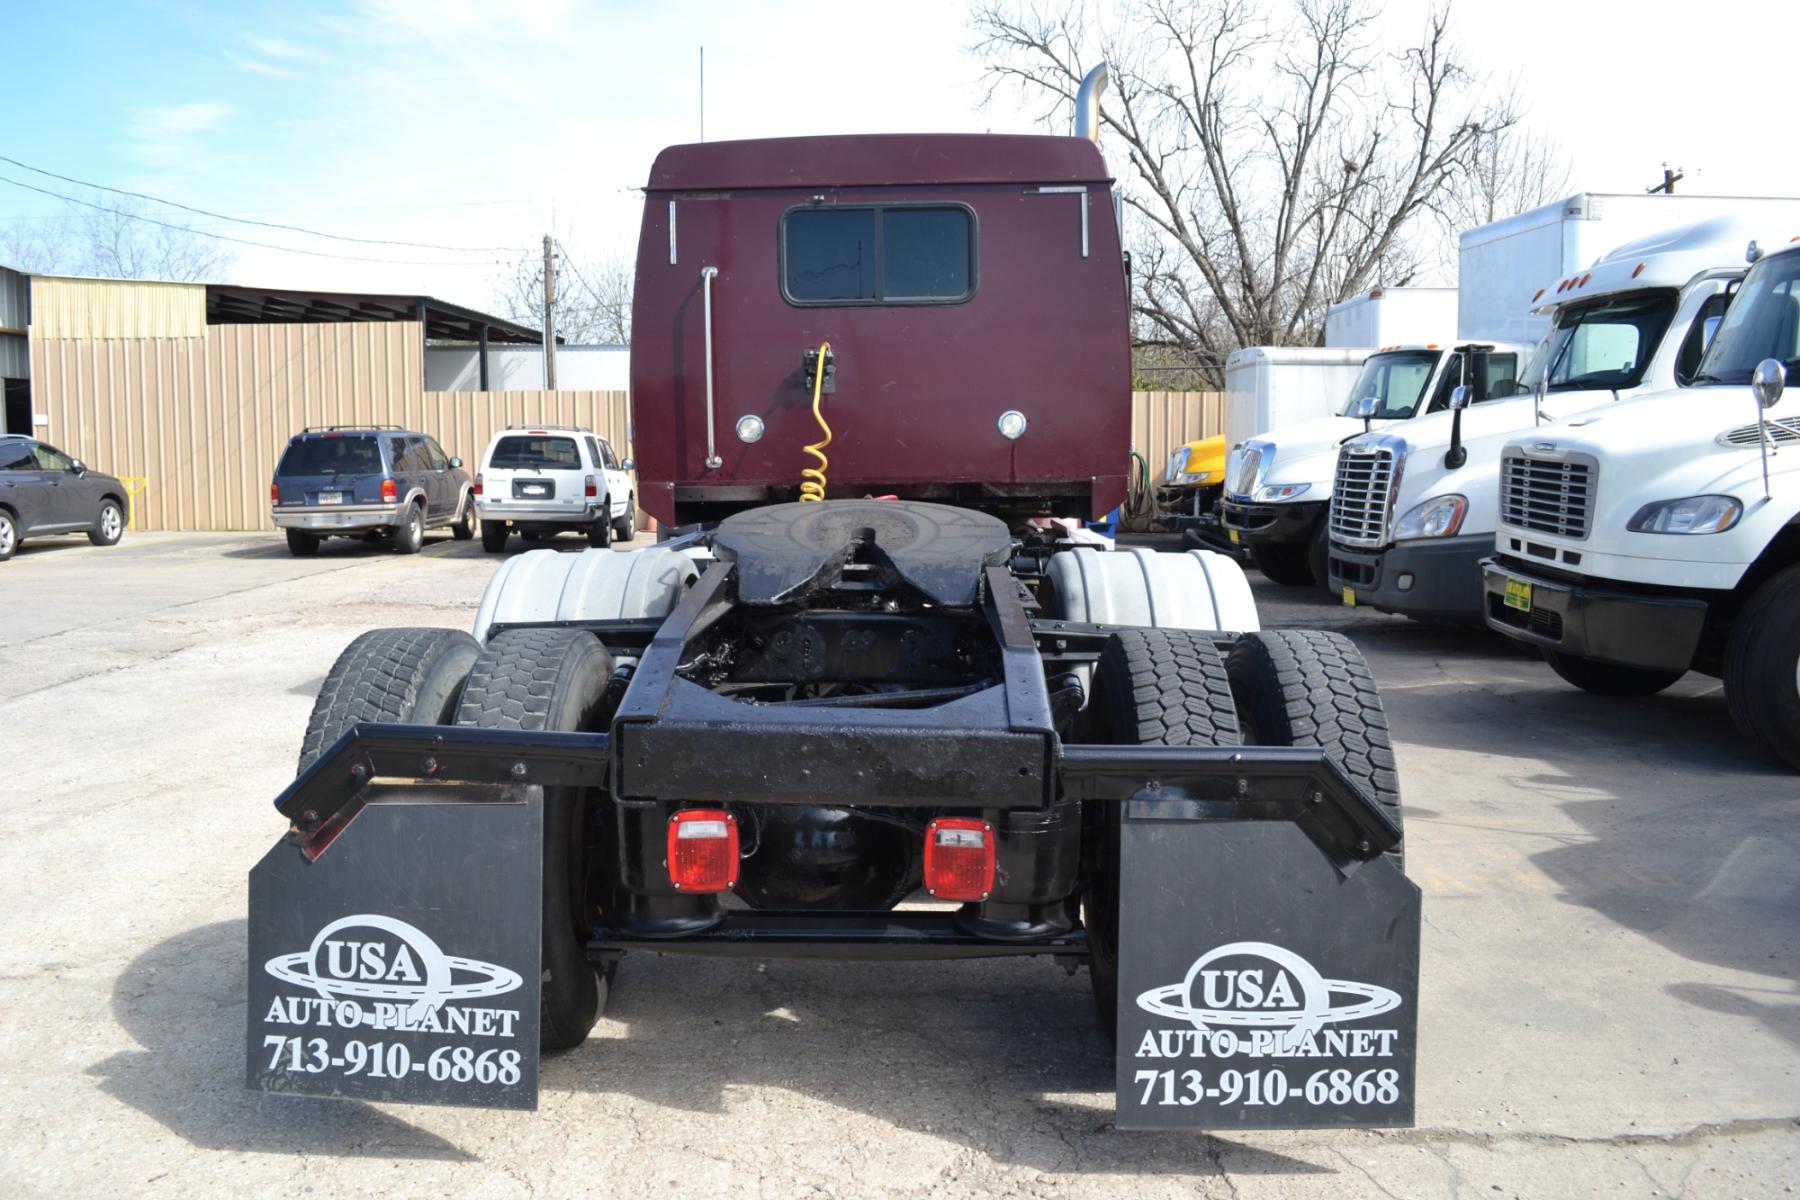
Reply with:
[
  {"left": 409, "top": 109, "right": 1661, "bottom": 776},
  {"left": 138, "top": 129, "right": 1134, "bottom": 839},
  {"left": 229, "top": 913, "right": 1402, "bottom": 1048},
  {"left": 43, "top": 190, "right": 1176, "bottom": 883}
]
[{"left": 1, "top": 531, "right": 1794, "bottom": 1198}]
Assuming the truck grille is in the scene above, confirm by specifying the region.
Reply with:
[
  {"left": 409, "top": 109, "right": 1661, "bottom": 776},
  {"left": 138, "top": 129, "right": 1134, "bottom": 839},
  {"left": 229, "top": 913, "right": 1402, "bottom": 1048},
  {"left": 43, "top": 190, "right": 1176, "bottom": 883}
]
[
  {"left": 1329, "top": 446, "right": 1397, "bottom": 548},
  {"left": 1226, "top": 445, "right": 1264, "bottom": 498},
  {"left": 1500, "top": 454, "right": 1596, "bottom": 540}
]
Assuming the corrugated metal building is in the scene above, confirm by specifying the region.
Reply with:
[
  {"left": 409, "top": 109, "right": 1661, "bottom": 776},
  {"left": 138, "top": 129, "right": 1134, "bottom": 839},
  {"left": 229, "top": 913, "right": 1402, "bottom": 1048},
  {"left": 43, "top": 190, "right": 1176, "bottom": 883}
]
[
  {"left": 17, "top": 273, "right": 648, "bottom": 532},
  {"left": 1, "top": 265, "right": 30, "bottom": 434}
]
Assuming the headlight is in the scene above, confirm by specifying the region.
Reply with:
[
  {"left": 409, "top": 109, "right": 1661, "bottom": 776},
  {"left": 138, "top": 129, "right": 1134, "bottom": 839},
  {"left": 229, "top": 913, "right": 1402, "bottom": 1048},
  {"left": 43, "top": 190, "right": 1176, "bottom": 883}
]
[
  {"left": 1392, "top": 494, "right": 1467, "bottom": 540},
  {"left": 1253, "top": 482, "right": 1310, "bottom": 502},
  {"left": 1173, "top": 471, "right": 1215, "bottom": 485},
  {"left": 1627, "top": 495, "right": 1742, "bottom": 534}
]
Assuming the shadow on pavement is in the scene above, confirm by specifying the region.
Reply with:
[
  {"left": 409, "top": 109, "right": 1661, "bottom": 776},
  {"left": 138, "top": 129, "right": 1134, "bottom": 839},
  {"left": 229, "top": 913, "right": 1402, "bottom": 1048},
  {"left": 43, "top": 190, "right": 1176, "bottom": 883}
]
[{"left": 91, "top": 919, "right": 470, "bottom": 1161}]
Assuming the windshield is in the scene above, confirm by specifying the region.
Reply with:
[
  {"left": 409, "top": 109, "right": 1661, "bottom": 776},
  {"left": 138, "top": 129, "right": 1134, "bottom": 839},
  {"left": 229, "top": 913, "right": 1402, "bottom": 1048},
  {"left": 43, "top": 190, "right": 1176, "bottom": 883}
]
[
  {"left": 1337, "top": 351, "right": 1440, "bottom": 420},
  {"left": 278, "top": 436, "right": 381, "bottom": 476},
  {"left": 1695, "top": 251, "right": 1800, "bottom": 385},
  {"left": 1520, "top": 291, "right": 1678, "bottom": 393},
  {"left": 489, "top": 435, "right": 580, "bottom": 469}
]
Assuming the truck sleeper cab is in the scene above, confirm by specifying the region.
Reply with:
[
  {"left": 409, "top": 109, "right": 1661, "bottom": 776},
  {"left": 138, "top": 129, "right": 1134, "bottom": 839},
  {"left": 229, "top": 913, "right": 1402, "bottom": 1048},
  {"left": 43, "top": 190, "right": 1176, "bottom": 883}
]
[
  {"left": 1327, "top": 221, "right": 1751, "bottom": 623},
  {"left": 1480, "top": 237, "right": 1800, "bottom": 769},
  {"left": 1223, "top": 342, "right": 1522, "bottom": 588}
]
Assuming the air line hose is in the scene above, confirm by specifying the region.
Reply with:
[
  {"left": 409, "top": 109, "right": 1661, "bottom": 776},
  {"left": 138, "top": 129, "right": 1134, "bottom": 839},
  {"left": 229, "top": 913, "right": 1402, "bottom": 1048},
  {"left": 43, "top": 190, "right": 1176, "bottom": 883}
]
[{"left": 798, "top": 341, "right": 833, "bottom": 502}]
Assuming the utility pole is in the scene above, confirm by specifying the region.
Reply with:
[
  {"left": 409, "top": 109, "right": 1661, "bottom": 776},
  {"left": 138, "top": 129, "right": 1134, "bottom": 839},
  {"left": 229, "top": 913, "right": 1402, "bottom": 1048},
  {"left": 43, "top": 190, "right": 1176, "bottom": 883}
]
[
  {"left": 1647, "top": 164, "right": 1684, "bottom": 195},
  {"left": 542, "top": 233, "right": 557, "bottom": 390}
]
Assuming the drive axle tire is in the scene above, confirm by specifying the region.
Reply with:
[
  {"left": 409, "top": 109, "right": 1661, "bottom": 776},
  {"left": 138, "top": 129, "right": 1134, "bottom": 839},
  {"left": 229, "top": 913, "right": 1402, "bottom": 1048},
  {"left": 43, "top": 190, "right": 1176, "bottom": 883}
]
[
  {"left": 456, "top": 627, "right": 618, "bottom": 1051},
  {"left": 1083, "top": 627, "right": 1242, "bottom": 1034},
  {"left": 481, "top": 520, "right": 509, "bottom": 552},
  {"left": 285, "top": 529, "right": 320, "bottom": 558},
  {"left": 1249, "top": 540, "right": 1314, "bottom": 587},
  {"left": 1723, "top": 564, "right": 1800, "bottom": 771},
  {"left": 392, "top": 503, "right": 425, "bottom": 555},
  {"left": 297, "top": 627, "right": 482, "bottom": 772},
  {"left": 1542, "top": 649, "right": 1684, "bottom": 698},
  {"left": 1226, "top": 630, "right": 1403, "bottom": 870}
]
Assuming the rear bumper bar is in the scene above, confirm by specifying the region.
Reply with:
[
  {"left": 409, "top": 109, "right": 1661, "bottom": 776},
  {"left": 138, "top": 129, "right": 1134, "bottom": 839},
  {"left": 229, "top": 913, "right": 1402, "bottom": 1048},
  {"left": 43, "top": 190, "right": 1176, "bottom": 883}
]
[{"left": 272, "top": 502, "right": 402, "bottom": 532}]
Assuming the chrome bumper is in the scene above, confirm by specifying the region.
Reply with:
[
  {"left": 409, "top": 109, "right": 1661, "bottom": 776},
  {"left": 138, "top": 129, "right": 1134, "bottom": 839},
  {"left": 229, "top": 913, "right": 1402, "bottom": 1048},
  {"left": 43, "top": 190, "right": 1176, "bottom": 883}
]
[{"left": 272, "top": 503, "right": 401, "bottom": 532}]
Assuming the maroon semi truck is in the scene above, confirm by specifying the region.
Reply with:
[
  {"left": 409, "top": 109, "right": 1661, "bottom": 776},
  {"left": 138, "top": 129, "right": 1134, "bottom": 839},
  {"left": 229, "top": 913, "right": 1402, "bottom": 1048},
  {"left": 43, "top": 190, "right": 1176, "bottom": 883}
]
[{"left": 248, "top": 76, "right": 1419, "bottom": 1130}]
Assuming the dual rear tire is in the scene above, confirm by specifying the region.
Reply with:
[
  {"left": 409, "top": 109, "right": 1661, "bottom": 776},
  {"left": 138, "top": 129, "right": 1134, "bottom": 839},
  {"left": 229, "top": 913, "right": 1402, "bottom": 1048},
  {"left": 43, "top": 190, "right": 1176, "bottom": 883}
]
[
  {"left": 297, "top": 625, "right": 617, "bottom": 1051},
  {"left": 1081, "top": 627, "right": 1402, "bottom": 1031}
]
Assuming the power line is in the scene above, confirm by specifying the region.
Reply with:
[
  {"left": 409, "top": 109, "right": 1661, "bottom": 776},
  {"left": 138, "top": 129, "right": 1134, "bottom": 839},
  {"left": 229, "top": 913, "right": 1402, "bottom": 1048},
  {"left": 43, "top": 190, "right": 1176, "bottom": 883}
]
[
  {"left": 0, "top": 152, "right": 531, "bottom": 253},
  {"left": 0, "top": 174, "right": 510, "bottom": 267}
]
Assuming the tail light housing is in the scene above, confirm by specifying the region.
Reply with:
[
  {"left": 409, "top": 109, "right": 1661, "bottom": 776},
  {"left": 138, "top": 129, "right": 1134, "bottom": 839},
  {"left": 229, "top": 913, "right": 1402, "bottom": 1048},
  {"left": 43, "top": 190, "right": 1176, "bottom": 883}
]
[
  {"left": 584, "top": 474, "right": 598, "bottom": 498},
  {"left": 923, "top": 817, "right": 995, "bottom": 902},
  {"left": 380, "top": 478, "right": 398, "bottom": 503},
  {"left": 667, "top": 809, "right": 739, "bottom": 892},
  {"left": 269, "top": 481, "right": 279, "bottom": 504},
  {"left": 473, "top": 473, "right": 484, "bottom": 496}
]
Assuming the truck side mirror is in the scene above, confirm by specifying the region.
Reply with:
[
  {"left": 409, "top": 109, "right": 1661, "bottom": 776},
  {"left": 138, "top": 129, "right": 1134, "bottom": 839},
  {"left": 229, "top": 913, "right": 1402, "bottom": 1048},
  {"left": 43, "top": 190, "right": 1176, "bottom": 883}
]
[
  {"left": 1355, "top": 394, "right": 1379, "bottom": 433},
  {"left": 1468, "top": 349, "right": 1491, "bottom": 405},
  {"left": 1445, "top": 385, "right": 1471, "bottom": 470},
  {"left": 1752, "top": 358, "right": 1785, "bottom": 410}
]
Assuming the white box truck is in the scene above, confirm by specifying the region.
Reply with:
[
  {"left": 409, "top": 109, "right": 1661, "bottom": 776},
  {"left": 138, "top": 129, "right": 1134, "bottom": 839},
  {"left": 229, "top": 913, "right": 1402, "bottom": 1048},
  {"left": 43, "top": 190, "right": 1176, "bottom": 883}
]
[
  {"left": 1459, "top": 191, "right": 1800, "bottom": 347},
  {"left": 1480, "top": 233, "right": 1800, "bottom": 770},
  {"left": 1326, "top": 212, "right": 1800, "bottom": 623},
  {"left": 1325, "top": 287, "right": 1458, "bottom": 349}
]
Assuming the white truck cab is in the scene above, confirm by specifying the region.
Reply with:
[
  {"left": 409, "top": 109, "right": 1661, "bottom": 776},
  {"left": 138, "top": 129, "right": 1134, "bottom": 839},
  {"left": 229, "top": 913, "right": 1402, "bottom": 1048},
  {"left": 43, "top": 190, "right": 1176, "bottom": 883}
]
[
  {"left": 1480, "top": 237, "right": 1800, "bottom": 770},
  {"left": 1222, "top": 340, "right": 1526, "bottom": 587},
  {"left": 1326, "top": 218, "right": 1754, "bottom": 622}
]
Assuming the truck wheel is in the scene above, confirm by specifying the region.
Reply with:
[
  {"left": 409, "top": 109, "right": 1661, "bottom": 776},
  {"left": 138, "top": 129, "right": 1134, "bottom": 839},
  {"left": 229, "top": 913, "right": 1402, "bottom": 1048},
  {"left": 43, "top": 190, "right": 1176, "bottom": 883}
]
[
  {"left": 1542, "top": 650, "right": 1683, "bottom": 698},
  {"left": 1083, "top": 628, "right": 1242, "bottom": 1033},
  {"left": 285, "top": 529, "right": 320, "bottom": 558},
  {"left": 481, "top": 520, "right": 510, "bottom": 552},
  {"left": 456, "top": 627, "right": 618, "bottom": 1051},
  {"left": 1723, "top": 564, "right": 1800, "bottom": 771},
  {"left": 450, "top": 494, "right": 475, "bottom": 540},
  {"left": 1226, "top": 630, "right": 1403, "bottom": 871},
  {"left": 613, "top": 495, "right": 636, "bottom": 540},
  {"left": 392, "top": 503, "right": 425, "bottom": 554},
  {"left": 1249, "top": 541, "right": 1313, "bottom": 587},
  {"left": 297, "top": 628, "right": 482, "bottom": 772},
  {"left": 587, "top": 513, "right": 613, "bottom": 549}
]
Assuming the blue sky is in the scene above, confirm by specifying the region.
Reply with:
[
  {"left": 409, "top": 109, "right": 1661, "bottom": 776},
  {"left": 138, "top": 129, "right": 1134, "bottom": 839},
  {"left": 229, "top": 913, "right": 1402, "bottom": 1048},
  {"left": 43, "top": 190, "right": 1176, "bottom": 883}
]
[{"left": 4, "top": 0, "right": 1797, "bottom": 314}]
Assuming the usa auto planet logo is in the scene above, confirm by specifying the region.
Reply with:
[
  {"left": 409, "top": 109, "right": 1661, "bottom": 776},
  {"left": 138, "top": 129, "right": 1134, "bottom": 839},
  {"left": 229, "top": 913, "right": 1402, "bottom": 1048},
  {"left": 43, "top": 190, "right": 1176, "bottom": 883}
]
[
  {"left": 1134, "top": 941, "right": 1402, "bottom": 1060},
  {"left": 263, "top": 914, "right": 524, "bottom": 1035}
]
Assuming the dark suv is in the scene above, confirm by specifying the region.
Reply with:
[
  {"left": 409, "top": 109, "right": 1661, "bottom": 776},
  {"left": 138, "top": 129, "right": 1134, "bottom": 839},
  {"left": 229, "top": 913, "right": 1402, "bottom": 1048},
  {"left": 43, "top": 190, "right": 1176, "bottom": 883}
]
[
  {"left": 0, "top": 434, "right": 129, "bottom": 561},
  {"left": 271, "top": 426, "right": 473, "bottom": 557}
]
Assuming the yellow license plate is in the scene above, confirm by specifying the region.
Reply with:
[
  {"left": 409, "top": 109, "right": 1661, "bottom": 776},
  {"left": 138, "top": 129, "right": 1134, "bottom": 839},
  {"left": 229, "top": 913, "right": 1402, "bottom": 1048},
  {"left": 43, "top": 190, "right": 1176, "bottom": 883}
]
[
  {"left": 1341, "top": 586, "right": 1355, "bottom": 607},
  {"left": 1228, "top": 529, "right": 1241, "bottom": 545},
  {"left": 1503, "top": 578, "right": 1533, "bottom": 613}
]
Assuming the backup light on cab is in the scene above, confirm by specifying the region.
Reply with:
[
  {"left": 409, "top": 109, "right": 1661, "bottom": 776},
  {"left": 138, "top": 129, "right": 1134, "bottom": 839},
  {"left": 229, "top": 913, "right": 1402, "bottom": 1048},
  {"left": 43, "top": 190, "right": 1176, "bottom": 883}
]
[
  {"left": 924, "top": 817, "right": 995, "bottom": 902},
  {"left": 667, "top": 809, "right": 739, "bottom": 892}
]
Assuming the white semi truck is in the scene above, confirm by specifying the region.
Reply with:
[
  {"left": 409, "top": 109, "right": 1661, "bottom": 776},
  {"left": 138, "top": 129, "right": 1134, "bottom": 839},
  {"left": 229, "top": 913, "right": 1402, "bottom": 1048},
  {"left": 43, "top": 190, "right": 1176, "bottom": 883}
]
[
  {"left": 1480, "top": 235, "right": 1800, "bottom": 770},
  {"left": 1221, "top": 339, "right": 1528, "bottom": 586},
  {"left": 1325, "top": 217, "right": 1770, "bottom": 622}
]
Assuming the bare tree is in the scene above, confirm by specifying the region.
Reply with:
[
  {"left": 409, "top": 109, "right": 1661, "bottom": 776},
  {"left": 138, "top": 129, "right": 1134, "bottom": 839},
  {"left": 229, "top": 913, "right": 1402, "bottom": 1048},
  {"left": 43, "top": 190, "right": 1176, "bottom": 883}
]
[
  {"left": 491, "top": 243, "right": 633, "bottom": 346},
  {"left": 974, "top": 0, "right": 1519, "bottom": 383},
  {"left": 0, "top": 195, "right": 232, "bottom": 281}
]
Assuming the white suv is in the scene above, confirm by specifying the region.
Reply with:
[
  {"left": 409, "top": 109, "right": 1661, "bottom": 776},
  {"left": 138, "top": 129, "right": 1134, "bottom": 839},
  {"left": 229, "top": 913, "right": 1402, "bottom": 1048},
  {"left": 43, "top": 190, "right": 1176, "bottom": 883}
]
[{"left": 473, "top": 425, "right": 635, "bottom": 552}]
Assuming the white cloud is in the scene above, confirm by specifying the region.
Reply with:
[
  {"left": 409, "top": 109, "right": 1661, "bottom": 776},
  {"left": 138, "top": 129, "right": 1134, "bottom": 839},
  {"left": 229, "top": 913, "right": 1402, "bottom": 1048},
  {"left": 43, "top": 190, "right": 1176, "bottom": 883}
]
[
  {"left": 244, "top": 33, "right": 320, "bottom": 62},
  {"left": 128, "top": 101, "right": 233, "bottom": 141}
]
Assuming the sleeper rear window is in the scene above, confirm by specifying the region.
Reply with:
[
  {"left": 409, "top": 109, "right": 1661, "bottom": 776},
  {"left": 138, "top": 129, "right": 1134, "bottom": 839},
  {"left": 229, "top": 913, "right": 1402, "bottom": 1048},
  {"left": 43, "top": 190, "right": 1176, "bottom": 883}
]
[
  {"left": 490, "top": 435, "right": 580, "bottom": 469},
  {"left": 783, "top": 205, "right": 974, "bottom": 305}
]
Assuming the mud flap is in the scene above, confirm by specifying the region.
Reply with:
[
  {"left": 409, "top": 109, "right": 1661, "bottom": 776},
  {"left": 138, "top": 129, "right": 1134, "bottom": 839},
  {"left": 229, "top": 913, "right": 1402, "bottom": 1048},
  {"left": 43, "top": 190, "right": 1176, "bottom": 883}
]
[
  {"left": 246, "top": 788, "right": 543, "bottom": 1109},
  {"left": 1114, "top": 808, "right": 1420, "bottom": 1129}
]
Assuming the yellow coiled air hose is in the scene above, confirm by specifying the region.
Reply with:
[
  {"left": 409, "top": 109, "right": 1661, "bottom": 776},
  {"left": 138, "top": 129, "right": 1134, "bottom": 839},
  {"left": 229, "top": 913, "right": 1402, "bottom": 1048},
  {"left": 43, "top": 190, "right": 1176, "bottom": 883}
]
[{"left": 798, "top": 340, "right": 833, "bottom": 502}]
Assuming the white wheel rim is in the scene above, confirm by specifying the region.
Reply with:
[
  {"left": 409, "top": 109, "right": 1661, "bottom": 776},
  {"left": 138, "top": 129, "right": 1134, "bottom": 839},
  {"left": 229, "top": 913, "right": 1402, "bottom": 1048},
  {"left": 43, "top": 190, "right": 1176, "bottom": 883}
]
[
  {"left": 0, "top": 516, "right": 12, "bottom": 554},
  {"left": 102, "top": 506, "right": 121, "bottom": 538}
]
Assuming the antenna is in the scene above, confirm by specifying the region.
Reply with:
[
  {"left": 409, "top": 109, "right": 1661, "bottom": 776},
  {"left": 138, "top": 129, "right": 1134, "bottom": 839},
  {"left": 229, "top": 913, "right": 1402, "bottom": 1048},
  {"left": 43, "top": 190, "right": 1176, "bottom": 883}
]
[
  {"left": 1646, "top": 163, "right": 1684, "bottom": 195},
  {"left": 699, "top": 46, "right": 706, "bottom": 143}
]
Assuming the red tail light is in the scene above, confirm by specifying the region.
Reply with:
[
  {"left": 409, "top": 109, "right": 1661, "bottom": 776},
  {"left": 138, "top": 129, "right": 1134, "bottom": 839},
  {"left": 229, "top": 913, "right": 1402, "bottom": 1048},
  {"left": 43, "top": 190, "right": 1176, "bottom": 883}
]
[
  {"left": 381, "top": 478, "right": 398, "bottom": 502},
  {"left": 270, "top": 481, "right": 279, "bottom": 503},
  {"left": 584, "top": 474, "right": 598, "bottom": 498},
  {"left": 923, "top": 817, "right": 995, "bottom": 902},
  {"left": 473, "top": 473, "right": 484, "bottom": 496},
  {"left": 667, "top": 809, "right": 738, "bottom": 892}
]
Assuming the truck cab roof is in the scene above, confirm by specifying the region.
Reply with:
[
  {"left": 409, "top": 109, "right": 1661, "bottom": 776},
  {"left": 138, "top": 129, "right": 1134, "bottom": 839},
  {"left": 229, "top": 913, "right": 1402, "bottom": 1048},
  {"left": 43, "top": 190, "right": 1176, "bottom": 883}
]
[
  {"left": 1530, "top": 215, "right": 1772, "bottom": 314},
  {"left": 647, "top": 134, "right": 1112, "bottom": 191}
]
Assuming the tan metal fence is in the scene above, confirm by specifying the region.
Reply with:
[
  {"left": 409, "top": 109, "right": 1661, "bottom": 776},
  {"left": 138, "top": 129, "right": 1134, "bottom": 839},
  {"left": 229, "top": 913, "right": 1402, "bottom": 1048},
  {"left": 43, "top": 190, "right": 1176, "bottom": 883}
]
[{"left": 29, "top": 320, "right": 1221, "bottom": 532}]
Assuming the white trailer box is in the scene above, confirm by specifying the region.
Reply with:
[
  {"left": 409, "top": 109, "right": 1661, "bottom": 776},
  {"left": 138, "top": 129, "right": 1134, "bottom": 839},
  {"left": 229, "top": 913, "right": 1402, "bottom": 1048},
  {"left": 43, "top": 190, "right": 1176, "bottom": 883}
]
[
  {"left": 1459, "top": 192, "right": 1800, "bottom": 346},
  {"left": 1324, "top": 287, "right": 1458, "bottom": 349},
  {"left": 1224, "top": 347, "right": 1368, "bottom": 453}
]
